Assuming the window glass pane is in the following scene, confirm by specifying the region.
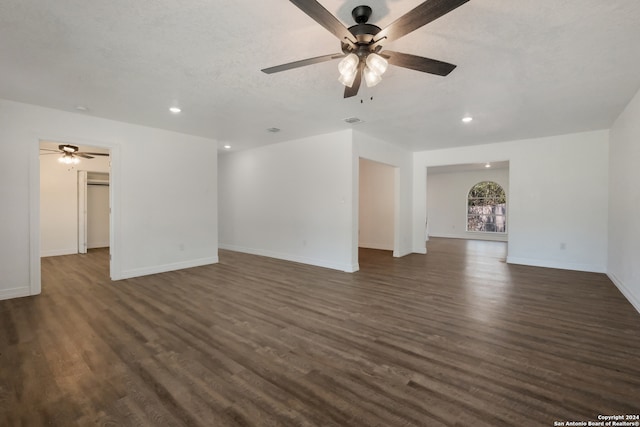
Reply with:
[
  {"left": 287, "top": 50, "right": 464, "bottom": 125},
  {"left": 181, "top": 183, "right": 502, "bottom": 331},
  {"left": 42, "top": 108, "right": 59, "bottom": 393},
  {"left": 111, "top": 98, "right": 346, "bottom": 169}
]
[
  {"left": 467, "top": 181, "right": 507, "bottom": 233},
  {"left": 467, "top": 215, "right": 483, "bottom": 231}
]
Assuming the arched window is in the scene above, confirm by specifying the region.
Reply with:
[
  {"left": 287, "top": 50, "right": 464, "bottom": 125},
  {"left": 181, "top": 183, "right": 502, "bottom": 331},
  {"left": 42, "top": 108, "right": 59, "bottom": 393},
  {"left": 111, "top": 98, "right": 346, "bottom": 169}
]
[{"left": 467, "top": 181, "right": 507, "bottom": 233}]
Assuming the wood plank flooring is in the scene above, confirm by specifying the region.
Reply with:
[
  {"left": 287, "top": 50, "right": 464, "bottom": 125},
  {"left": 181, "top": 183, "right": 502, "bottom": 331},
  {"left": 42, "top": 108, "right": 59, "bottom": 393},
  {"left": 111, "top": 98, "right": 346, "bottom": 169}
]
[{"left": 1, "top": 238, "right": 640, "bottom": 426}]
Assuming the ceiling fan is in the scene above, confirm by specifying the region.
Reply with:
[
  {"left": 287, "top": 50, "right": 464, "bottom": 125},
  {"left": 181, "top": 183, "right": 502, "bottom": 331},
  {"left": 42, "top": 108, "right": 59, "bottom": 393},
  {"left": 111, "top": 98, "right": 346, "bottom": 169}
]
[
  {"left": 262, "top": 0, "right": 470, "bottom": 98},
  {"left": 40, "top": 144, "right": 109, "bottom": 164}
]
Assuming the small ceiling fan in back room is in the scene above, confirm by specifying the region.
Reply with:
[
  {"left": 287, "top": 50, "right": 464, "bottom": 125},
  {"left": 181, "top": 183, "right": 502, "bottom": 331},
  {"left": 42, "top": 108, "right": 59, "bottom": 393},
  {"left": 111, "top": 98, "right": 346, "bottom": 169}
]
[
  {"left": 262, "top": 0, "right": 470, "bottom": 98},
  {"left": 40, "top": 144, "right": 109, "bottom": 165}
]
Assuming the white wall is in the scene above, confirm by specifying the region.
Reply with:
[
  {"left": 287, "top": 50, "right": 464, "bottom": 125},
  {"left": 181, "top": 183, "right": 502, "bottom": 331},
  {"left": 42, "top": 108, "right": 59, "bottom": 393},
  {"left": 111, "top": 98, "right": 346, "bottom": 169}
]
[
  {"left": 0, "top": 99, "right": 218, "bottom": 301},
  {"left": 354, "top": 131, "right": 413, "bottom": 259},
  {"left": 40, "top": 144, "right": 110, "bottom": 256},
  {"left": 608, "top": 87, "right": 640, "bottom": 313},
  {"left": 218, "top": 130, "right": 413, "bottom": 272},
  {"left": 427, "top": 167, "right": 509, "bottom": 241},
  {"left": 218, "top": 130, "right": 356, "bottom": 272},
  {"left": 87, "top": 184, "right": 110, "bottom": 249},
  {"left": 414, "top": 130, "right": 609, "bottom": 272},
  {"left": 359, "top": 158, "right": 395, "bottom": 250}
]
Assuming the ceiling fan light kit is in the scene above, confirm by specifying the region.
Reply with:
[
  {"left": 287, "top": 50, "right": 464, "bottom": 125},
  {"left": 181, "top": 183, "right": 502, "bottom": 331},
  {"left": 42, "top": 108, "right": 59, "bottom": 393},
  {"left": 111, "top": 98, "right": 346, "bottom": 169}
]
[
  {"left": 59, "top": 154, "right": 80, "bottom": 165},
  {"left": 363, "top": 65, "right": 382, "bottom": 87},
  {"left": 338, "top": 53, "right": 359, "bottom": 76},
  {"left": 362, "top": 52, "right": 388, "bottom": 87},
  {"left": 366, "top": 53, "right": 388, "bottom": 76},
  {"left": 338, "top": 69, "right": 358, "bottom": 88},
  {"left": 262, "top": 0, "right": 469, "bottom": 98}
]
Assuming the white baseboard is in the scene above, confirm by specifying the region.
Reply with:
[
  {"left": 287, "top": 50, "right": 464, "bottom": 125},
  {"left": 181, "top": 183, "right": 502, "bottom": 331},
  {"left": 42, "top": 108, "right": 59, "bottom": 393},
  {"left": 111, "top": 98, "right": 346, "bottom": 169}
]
[
  {"left": 429, "top": 233, "right": 508, "bottom": 242},
  {"left": 607, "top": 272, "right": 640, "bottom": 315},
  {"left": 219, "top": 244, "right": 357, "bottom": 273},
  {"left": 357, "top": 244, "right": 414, "bottom": 259},
  {"left": 506, "top": 256, "right": 606, "bottom": 273},
  {"left": 359, "top": 242, "right": 394, "bottom": 251},
  {"left": 393, "top": 248, "right": 414, "bottom": 258},
  {"left": 0, "top": 286, "right": 31, "bottom": 301},
  {"left": 87, "top": 242, "right": 109, "bottom": 249},
  {"left": 41, "top": 248, "right": 77, "bottom": 257},
  {"left": 413, "top": 247, "right": 427, "bottom": 254},
  {"left": 119, "top": 256, "right": 219, "bottom": 280}
]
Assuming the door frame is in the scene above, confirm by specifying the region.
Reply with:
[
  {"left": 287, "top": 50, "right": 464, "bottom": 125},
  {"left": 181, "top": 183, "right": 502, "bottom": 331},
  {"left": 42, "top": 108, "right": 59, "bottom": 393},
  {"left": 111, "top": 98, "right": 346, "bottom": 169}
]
[
  {"left": 355, "top": 156, "right": 400, "bottom": 258},
  {"left": 30, "top": 136, "right": 121, "bottom": 295},
  {"left": 79, "top": 172, "right": 111, "bottom": 253},
  {"left": 78, "top": 170, "right": 88, "bottom": 254}
]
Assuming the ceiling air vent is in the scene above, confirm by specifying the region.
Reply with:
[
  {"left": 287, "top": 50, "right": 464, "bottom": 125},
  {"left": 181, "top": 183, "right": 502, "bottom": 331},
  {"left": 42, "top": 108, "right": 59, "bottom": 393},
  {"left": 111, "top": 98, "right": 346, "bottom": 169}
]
[{"left": 344, "top": 117, "right": 363, "bottom": 124}]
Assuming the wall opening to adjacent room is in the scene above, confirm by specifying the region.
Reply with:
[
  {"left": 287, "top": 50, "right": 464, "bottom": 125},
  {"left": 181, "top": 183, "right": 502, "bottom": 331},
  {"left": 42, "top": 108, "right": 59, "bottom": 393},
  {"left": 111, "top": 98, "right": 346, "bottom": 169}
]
[
  {"left": 426, "top": 161, "right": 510, "bottom": 243},
  {"left": 39, "top": 140, "right": 113, "bottom": 283},
  {"left": 358, "top": 158, "right": 398, "bottom": 256}
]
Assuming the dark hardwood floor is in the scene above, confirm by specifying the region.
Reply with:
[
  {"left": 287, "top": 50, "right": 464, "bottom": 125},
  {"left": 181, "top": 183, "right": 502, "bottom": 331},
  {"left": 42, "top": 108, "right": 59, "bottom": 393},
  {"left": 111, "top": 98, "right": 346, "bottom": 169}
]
[{"left": 1, "top": 238, "right": 639, "bottom": 426}]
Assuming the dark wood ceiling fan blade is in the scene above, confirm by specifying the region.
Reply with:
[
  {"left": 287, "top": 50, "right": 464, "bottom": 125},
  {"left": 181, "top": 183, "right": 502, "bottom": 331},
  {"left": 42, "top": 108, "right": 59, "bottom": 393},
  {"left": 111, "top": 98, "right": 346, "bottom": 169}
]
[
  {"left": 344, "top": 66, "right": 362, "bottom": 98},
  {"left": 373, "top": 0, "right": 469, "bottom": 46},
  {"left": 81, "top": 152, "right": 109, "bottom": 156},
  {"left": 76, "top": 153, "right": 94, "bottom": 159},
  {"left": 262, "top": 53, "right": 343, "bottom": 74},
  {"left": 39, "top": 148, "right": 60, "bottom": 152},
  {"left": 383, "top": 50, "right": 456, "bottom": 76},
  {"left": 289, "top": 0, "right": 355, "bottom": 47}
]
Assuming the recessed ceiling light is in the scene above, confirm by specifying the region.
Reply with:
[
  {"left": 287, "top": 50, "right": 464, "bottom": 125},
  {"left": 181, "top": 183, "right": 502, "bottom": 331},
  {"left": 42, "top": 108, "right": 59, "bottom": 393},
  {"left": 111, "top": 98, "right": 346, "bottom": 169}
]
[
  {"left": 485, "top": 162, "right": 491, "bottom": 168},
  {"left": 462, "top": 116, "right": 473, "bottom": 123},
  {"left": 344, "top": 116, "right": 363, "bottom": 124},
  {"left": 267, "top": 127, "right": 281, "bottom": 133},
  {"left": 223, "top": 144, "right": 231, "bottom": 149},
  {"left": 169, "top": 106, "right": 181, "bottom": 113},
  {"left": 75, "top": 105, "right": 89, "bottom": 112}
]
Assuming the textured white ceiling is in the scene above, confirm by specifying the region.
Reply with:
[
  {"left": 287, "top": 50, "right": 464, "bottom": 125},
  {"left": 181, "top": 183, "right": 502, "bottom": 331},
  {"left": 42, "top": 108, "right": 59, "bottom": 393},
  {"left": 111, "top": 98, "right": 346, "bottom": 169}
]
[{"left": 2, "top": 0, "right": 640, "bottom": 152}]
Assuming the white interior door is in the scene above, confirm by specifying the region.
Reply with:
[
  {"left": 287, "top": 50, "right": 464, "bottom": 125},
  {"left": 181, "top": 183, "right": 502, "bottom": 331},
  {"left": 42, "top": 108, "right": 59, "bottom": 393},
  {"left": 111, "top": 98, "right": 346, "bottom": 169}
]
[{"left": 77, "top": 170, "right": 87, "bottom": 254}]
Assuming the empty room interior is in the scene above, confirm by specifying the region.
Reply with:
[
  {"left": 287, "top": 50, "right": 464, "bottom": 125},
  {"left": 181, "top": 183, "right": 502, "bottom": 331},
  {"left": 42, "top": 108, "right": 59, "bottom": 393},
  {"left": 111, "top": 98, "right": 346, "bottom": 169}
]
[{"left": 1, "top": 0, "right": 640, "bottom": 425}]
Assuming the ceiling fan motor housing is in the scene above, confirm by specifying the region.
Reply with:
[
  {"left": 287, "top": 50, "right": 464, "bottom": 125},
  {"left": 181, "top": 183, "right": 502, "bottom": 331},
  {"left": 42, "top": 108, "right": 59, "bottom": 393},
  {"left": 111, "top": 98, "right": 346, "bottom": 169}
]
[
  {"left": 59, "top": 144, "right": 79, "bottom": 153},
  {"left": 352, "top": 5, "right": 372, "bottom": 23},
  {"left": 342, "top": 5, "right": 382, "bottom": 54}
]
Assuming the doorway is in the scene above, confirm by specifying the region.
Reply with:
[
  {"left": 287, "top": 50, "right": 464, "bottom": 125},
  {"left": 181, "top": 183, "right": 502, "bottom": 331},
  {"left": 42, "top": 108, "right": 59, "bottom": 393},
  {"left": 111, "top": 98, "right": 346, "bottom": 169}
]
[
  {"left": 39, "top": 140, "right": 112, "bottom": 276},
  {"left": 426, "top": 161, "right": 510, "bottom": 243},
  {"left": 78, "top": 172, "right": 110, "bottom": 254},
  {"left": 358, "top": 158, "right": 398, "bottom": 255}
]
